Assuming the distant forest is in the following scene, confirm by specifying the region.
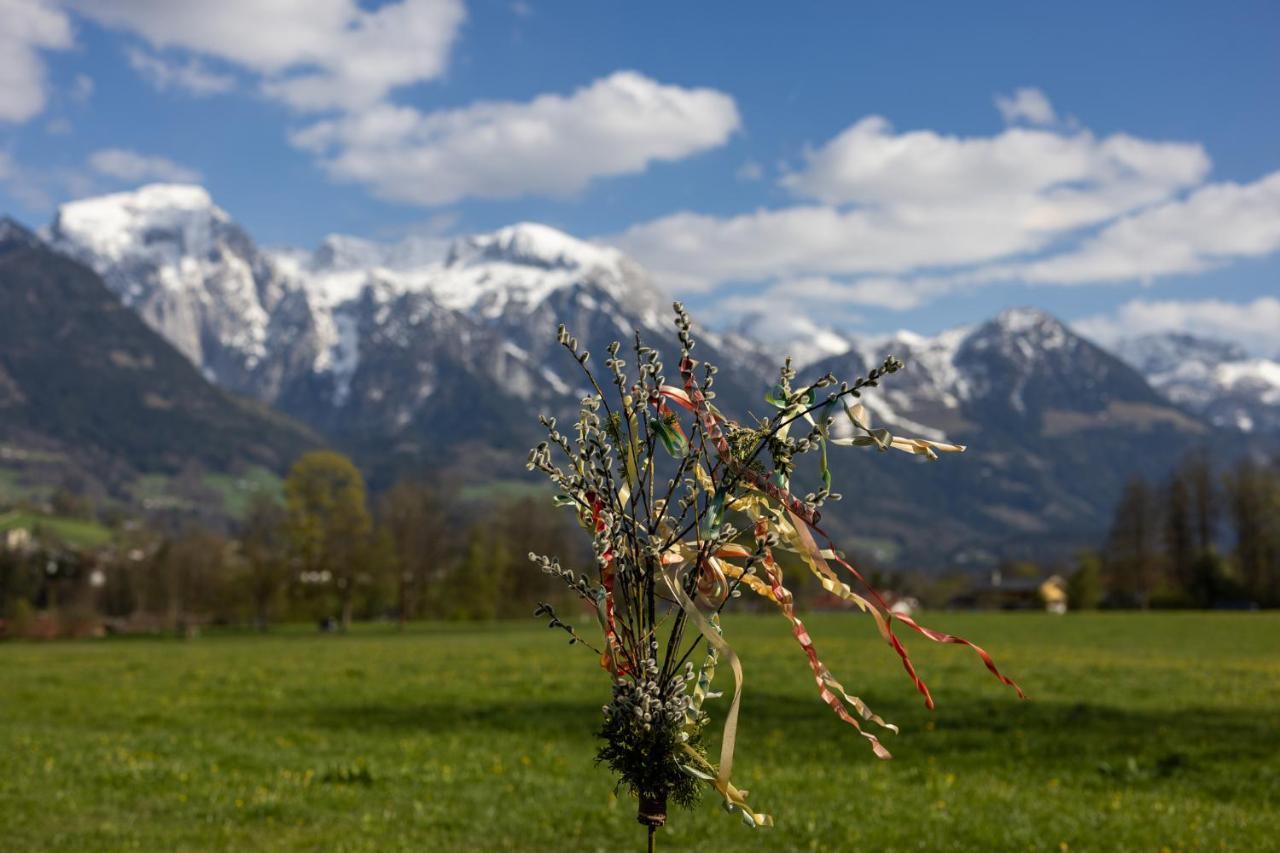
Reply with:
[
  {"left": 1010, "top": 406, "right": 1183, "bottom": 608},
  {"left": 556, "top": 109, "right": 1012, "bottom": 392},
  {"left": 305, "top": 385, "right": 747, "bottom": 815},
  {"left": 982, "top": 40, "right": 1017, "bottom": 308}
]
[
  {"left": 1089, "top": 450, "right": 1280, "bottom": 609},
  {"left": 2, "top": 447, "right": 1278, "bottom": 639}
]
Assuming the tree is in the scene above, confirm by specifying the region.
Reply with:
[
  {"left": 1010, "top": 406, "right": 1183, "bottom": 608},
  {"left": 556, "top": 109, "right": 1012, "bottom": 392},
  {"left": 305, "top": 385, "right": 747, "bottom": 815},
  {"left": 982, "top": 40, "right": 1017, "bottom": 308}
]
[
  {"left": 1224, "top": 457, "right": 1280, "bottom": 606},
  {"left": 157, "top": 527, "right": 231, "bottom": 635},
  {"left": 439, "top": 523, "right": 508, "bottom": 621},
  {"left": 379, "top": 480, "right": 452, "bottom": 625},
  {"left": 1164, "top": 470, "right": 1195, "bottom": 597},
  {"left": 239, "top": 492, "right": 290, "bottom": 630},
  {"left": 284, "top": 450, "right": 372, "bottom": 630},
  {"left": 1066, "top": 550, "right": 1102, "bottom": 610},
  {"left": 1185, "top": 449, "right": 1220, "bottom": 555},
  {"left": 498, "top": 496, "right": 576, "bottom": 617},
  {"left": 1103, "top": 476, "right": 1160, "bottom": 607}
]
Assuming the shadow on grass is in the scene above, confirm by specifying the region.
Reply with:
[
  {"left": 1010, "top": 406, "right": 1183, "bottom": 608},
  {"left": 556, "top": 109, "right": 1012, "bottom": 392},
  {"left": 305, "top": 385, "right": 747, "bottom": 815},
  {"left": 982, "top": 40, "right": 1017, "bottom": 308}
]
[{"left": 279, "top": 690, "right": 1278, "bottom": 801}]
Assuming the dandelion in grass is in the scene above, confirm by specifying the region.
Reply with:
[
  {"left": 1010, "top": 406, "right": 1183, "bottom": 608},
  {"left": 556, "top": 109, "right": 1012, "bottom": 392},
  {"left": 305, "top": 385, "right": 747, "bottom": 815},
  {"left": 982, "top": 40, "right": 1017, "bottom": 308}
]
[{"left": 527, "top": 303, "right": 1024, "bottom": 847}]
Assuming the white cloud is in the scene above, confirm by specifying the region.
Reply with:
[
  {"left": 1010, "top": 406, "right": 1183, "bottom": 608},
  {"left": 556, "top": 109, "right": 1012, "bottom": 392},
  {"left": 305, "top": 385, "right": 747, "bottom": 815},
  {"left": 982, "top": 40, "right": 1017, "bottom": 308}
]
[
  {"left": 735, "top": 160, "right": 763, "bottom": 182},
  {"left": 73, "top": 0, "right": 466, "bottom": 111},
  {"left": 779, "top": 116, "right": 1207, "bottom": 215},
  {"left": 89, "top": 148, "right": 203, "bottom": 183},
  {"left": 1074, "top": 297, "right": 1280, "bottom": 356},
  {"left": 995, "top": 87, "right": 1057, "bottom": 126},
  {"left": 0, "top": 0, "right": 74, "bottom": 122},
  {"left": 753, "top": 169, "right": 1280, "bottom": 314},
  {"left": 613, "top": 103, "right": 1280, "bottom": 317},
  {"left": 1018, "top": 170, "right": 1280, "bottom": 284},
  {"left": 292, "top": 71, "right": 741, "bottom": 206},
  {"left": 126, "top": 48, "right": 235, "bottom": 96}
]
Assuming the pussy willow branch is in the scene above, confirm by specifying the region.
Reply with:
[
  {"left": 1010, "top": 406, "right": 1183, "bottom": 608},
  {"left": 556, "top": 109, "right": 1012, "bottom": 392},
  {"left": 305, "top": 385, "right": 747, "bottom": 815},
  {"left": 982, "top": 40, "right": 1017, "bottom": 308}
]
[{"left": 659, "top": 361, "right": 897, "bottom": 553}]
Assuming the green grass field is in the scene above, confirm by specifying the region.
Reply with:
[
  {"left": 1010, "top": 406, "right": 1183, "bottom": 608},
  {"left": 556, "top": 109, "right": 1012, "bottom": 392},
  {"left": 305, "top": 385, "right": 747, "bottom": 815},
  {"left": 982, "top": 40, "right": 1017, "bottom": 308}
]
[
  {"left": 0, "top": 510, "right": 113, "bottom": 548},
  {"left": 1, "top": 613, "right": 1277, "bottom": 851}
]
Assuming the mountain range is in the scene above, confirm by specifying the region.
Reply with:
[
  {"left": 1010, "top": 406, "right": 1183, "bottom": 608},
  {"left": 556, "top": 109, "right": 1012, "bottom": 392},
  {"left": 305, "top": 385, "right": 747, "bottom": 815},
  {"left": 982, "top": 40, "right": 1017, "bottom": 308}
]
[{"left": 3, "top": 183, "right": 1277, "bottom": 565}]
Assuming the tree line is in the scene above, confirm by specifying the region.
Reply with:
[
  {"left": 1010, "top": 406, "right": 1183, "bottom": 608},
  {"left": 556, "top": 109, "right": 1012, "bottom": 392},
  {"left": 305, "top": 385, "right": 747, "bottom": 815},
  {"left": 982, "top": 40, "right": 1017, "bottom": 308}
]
[
  {"left": 0, "top": 450, "right": 585, "bottom": 637},
  {"left": 1073, "top": 450, "right": 1280, "bottom": 609}
]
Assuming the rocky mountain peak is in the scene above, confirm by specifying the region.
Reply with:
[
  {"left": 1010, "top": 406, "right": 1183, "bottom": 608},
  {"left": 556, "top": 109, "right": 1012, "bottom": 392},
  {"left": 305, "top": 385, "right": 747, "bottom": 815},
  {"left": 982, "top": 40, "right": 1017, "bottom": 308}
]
[
  {"left": 446, "top": 222, "right": 622, "bottom": 273},
  {"left": 0, "top": 216, "right": 41, "bottom": 253},
  {"left": 1114, "top": 332, "right": 1251, "bottom": 376},
  {"left": 49, "top": 184, "right": 229, "bottom": 266}
]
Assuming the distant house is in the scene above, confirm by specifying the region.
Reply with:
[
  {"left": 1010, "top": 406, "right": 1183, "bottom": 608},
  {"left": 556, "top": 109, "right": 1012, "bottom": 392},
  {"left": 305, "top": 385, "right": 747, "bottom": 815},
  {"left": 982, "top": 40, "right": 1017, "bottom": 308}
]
[
  {"left": 3, "top": 526, "right": 32, "bottom": 552},
  {"left": 951, "top": 571, "right": 1069, "bottom": 612},
  {"left": 885, "top": 592, "right": 920, "bottom": 616}
]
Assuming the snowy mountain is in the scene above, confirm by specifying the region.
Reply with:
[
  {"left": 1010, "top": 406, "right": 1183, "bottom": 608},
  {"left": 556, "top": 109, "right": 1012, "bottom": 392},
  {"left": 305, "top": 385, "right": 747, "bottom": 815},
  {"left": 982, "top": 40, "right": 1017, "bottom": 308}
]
[
  {"left": 45, "top": 185, "right": 767, "bottom": 482},
  {"left": 35, "top": 184, "right": 1277, "bottom": 564},
  {"left": 798, "top": 309, "right": 1214, "bottom": 561},
  {"left": 48, "top": 185, "right": 303, "bottom": 398},
  {"left": 1112, "top": 333, "right": 1280, "bottom": 434},
  {"left": 732, "top": 312, "right": 853, "bottom": 370}
]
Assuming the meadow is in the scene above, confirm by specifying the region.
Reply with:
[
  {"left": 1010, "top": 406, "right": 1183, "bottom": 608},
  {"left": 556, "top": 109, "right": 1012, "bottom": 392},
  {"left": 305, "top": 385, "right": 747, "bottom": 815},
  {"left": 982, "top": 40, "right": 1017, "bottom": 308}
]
[{"left": 1, "top": 612, "right": 1277, "bottom": 852}]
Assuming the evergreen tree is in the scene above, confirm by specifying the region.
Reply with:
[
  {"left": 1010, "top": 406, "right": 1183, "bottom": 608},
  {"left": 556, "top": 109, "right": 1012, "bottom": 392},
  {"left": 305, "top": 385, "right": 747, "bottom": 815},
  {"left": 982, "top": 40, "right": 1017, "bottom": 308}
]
[
  {"left": 1225, "top": 457, "right": 1280, "bottom": 606},
  {"left": 1185, "top": 450, "right": 1219, "bottom": 555},
  {"left": 1103, "top": 476, "right": 1160, "bottom": 607},
  {"left": 1163, "top": 470, "right": 1196, "bottom": 602}
]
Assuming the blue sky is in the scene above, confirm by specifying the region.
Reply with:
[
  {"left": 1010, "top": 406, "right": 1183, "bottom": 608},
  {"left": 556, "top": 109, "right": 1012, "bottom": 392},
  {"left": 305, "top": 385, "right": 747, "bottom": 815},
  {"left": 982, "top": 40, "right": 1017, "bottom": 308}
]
[{"left": 2, "top": 1, "right": 1278, "bottom": 349}]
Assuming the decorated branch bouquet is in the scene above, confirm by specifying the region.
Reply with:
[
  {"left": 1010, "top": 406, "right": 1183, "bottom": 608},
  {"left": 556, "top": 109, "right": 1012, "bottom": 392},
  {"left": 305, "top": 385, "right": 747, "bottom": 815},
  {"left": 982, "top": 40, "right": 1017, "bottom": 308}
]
[{"left": 527, "top": 303, "right": 1023, "bottom": 845}]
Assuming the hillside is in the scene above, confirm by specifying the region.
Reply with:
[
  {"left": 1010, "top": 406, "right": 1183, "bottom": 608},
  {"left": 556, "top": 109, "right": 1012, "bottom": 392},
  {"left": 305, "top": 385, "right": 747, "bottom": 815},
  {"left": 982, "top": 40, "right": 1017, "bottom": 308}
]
[{"left": 0, "top": 217, "right": 318, "bottom": 494}]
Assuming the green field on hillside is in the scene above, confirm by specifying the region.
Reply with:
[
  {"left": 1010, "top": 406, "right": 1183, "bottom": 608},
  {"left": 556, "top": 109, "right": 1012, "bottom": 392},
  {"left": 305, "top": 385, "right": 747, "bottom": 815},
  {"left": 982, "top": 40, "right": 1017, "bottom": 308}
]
[
  {"left": 0, "top": 510, "right": 112, "bottom": 548},
  {"left": 1, "top": 613, "right": 1277, "bottom": 851}
]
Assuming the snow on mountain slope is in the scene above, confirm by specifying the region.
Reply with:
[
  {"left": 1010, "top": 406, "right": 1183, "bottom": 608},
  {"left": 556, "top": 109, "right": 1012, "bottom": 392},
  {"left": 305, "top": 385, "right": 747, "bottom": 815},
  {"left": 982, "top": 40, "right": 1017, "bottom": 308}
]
[
  {"left": 733, "top": 312, "right": 853, "bottom": 370},
  {"left": 51, "top": 187, "right": 1277, "bottom": 448},
  {"left": 858, "top": 326, "right": 972, "bottom": 408},
  {"left": 46, "top": 186, "right": 678, "bottom": 436},
  {"left": 806, "top": 307, "right": 1176, "bottom": 443},
  {"left": 48, "top": 185, "right": 283, "bottom": 381},
  {"left": 1113, "top": 332, "right": 1280, "bottom": 433}
]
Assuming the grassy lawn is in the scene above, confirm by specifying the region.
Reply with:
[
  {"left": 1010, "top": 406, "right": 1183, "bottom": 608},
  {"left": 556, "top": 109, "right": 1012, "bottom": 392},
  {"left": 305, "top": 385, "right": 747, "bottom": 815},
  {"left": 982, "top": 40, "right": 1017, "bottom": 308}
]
[
  {"left": 1, "top": 612, "right": 1276, "bottom": 851},
  {"left": 0, "top": 510, "right": 112, "bottom": 549},
  {"left": 203, "top": 467, "right": 282, "bottom": 519}
]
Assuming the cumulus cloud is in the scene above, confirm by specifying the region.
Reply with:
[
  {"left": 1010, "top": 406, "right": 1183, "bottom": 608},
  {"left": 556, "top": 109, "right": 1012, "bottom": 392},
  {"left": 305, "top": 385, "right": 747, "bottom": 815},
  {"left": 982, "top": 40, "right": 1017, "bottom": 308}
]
[
  {"left": 89, "top": 148, "right": 203, "bottom": 183},
  {"left": 995, "top": 87, "right": 1057, "bottom": 126},
  {"left": 73, "top": 0, "right": 466, "bottom": 111},
  {"left": 1017, "top": 170, "right": 1280, "bottom": 284},
  {"left": 613, "top": 99, "right": 1280, "bottom": 321},
  {"left": 779, "top": 116, "right": 1207, "bottom": 216},
  {"left": 74, "top": 5, "right": 741, "bottom": 206},
  {"left": 291, "top": 71, "right": 741, "bottom": 206},
  {"left": 0, "top": 0, "right": 74, "bottom": 122},
  {"left": 126, "top": 48, "right": 235, "bottom": 96},
  {"left": 616, "top": 204, "right": 1034, "bottom": 294},
  {"left": 618, "top": 116, "right": 1207, "bottom": 292},
  {"left": 1074, "top": 297, "right": 1280, "bottom": 356},
  {"left": 754, "top": 169, "right": 1280, "bottom": 314}
]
